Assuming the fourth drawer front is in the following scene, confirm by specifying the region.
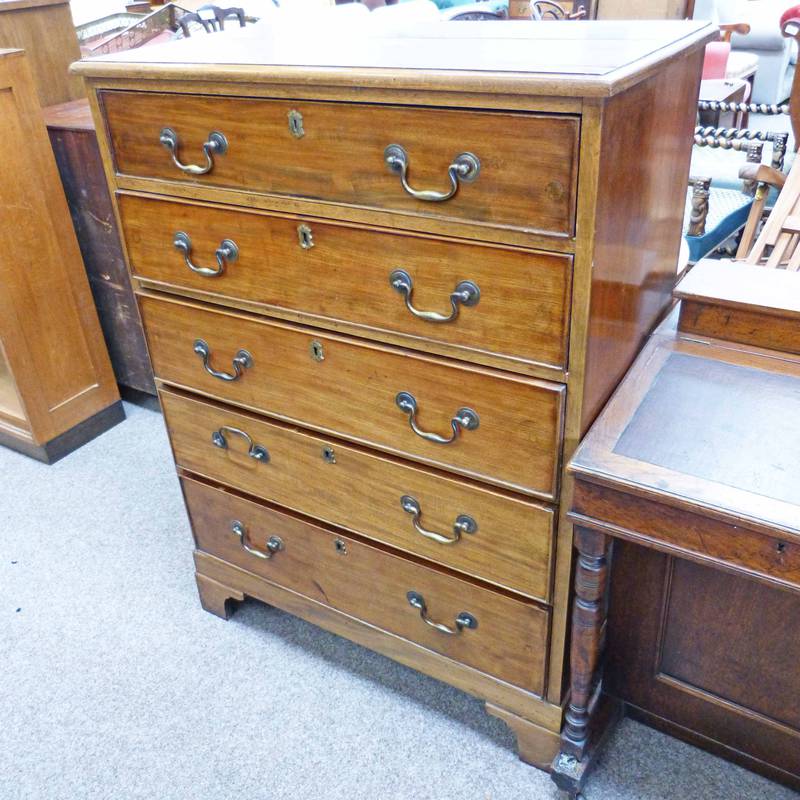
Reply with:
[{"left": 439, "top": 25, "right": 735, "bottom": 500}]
[
  {"left": 162, "top": 388, "right": 555, "bottom": 601},
  {"left": 140, "top": 293, "right": 565, "bottom": 499},
  {"left": 183, "top": 475, "right": 550, "bottom": 695}
]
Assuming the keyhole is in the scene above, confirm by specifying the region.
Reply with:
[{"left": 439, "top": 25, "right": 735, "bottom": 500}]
[
  {"left": 297, "top": 224, "right": 314, "bottom": 249},
  {"left": 288, "top": 109, "right": 305, "bottom": 138},
  {"left": 334, "top": 539, "right": 347, "bottom": 555},
  {"left": 777, "top": 542, "right": 787, "bottom": 554},
  {"left": 322, "top": 446, "right": 336, "bottom": 464},
  {"left": 310, "top": 340, "right": 325, "bottom": 362}
]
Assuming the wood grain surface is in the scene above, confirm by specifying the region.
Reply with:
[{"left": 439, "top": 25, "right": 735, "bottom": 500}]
[
  {"left": 46, "top": 108, "right": 155, "bottom": 394},
  {"left": 163, "top": 389, "right": 556, "bottom": 600},
  {"left": 0, "top": 1, "right": 83, "bottom": 106},
  {"left": 102, "top": 91, "right": 579, "bottom": 237},
  {"left": 142, "top": 293, "right": 565, "bottom": 498},
  {"left": 607, "top": 543, "right": 800, "bottom": 791},
  {"left": 73, "top": 21, "right": 717, "bottom": 100},
  {"left": 184, "top": 475, "right": 550, "bottom": 694},
  {"left": 0, "top": 51, "right": 119, "bottom": 448},
  {"left": 119, "top": 193, "right": 573, "bottom": 372}
]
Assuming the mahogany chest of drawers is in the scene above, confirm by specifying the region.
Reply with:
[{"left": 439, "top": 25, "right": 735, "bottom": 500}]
[{"left": 74, "top": 20, "right": 715, "bottom": 772}]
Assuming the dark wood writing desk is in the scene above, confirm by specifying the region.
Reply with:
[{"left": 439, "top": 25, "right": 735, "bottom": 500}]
[{"left": 552, "top": 260, "right": 800, "bottom": 796}]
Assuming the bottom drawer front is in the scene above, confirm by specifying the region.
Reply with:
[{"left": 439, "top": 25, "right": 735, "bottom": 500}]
[{"left": 183, "top": 477, "right": 548, "bottom": 695}]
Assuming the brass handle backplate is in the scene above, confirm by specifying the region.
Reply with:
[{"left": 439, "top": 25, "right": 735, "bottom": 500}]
[
  {"left": 406, "top": 591, "right": 477, "bottom": 635},
  {"left": 174, "top": 231, "right": 238, "bottom": 277},
  {"left": 230, "top": 520, "right": 283, "bottom": 559},
  {"left": 384, "top": 144, "right": 480, "bottom": 202},
  {"left": 389, "top": 269, "right": 480, "bottom": 323},
  {"left": 211, "top": 426, "right": 269, "bottom": 462},
  {"left": 400, "top": 495, "right": 477, "bottom": 545},
  {"left": 193, "top": 339, "right": 252, "bottom": 382},
  {"left": 159, "top": 127, "right": 227, "bottom": 175},
  {"left": 395, "top": 392, "right": 479, "bottom": 445}
]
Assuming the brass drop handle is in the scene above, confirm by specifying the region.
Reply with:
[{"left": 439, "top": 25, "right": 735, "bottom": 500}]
[
  {"left": 174, "top": 231, "right": 238, "bottom": 277},
  {"left": 395, "top": 392, "right": 479, "bottom": 445},
  {"left": 159, "top": 127, "right": 227, "bottom": 175},
  {"left": 230, "top": 520, "right": 283, "bottom": 559},
  {"left": 384, "top": 144, "right": 480, "bottom": 202},
  {"left": 406, "top": 591, "right": 477, "bottom": 635},
  {"left": 193, "top": 339, "right": 252, "bottom": 382},
  {"left": 389, "top": 270, "right": 480, "bottom": 324},
  {"left": 211, "top": 426, "right": 269, "bottom": 462},
  {"left": 400, "top": 495, "right": 477, "bottom": 545}
]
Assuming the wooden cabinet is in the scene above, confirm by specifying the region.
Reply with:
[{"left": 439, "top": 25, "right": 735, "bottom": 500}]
[
  {"left": 44, "top": 99, "right": 156, "bottom": 396},
  {"left": 0, "top": 0, "right": 84, "bottom": 107},
  {"left": 75, "top": 19, "right": 714, "bottom": 772},
  {"left": 0, "top": 50, "right": 122, "bottom": 463},
  {"left": 557, "top": 261, "right": 800, "bottom": 795}
]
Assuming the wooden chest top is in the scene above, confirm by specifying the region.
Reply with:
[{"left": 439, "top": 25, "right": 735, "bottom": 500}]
[{"left": 71, "top": 20, "right": 716, "bottom": 98}]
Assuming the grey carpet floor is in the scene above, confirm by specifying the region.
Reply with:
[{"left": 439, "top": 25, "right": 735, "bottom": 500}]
[{"left": 1, "top": 401, "right": 796, "bottom": 800}]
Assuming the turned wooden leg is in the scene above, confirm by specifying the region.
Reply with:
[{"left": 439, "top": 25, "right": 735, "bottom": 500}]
[
  {"left": 551, "top": 527, "right": 617, "bottom": 797},
  {"left": 562, "top": 527, "right": 612, "bottom": 757},
  {"left": 195, "top": 572, "right": 245, "bottom": 620},
  {"left": 485, "top": 703, "right": 560, "bottom": 771}
]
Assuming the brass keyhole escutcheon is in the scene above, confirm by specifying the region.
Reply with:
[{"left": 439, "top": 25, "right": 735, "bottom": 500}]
[
  {"left": 288, "top": 109, "right": 305, "bottom": 138},
  {"left": 310, "top": 340, "right": 325, "bottom": 362},
  {"left": 334, "top": 538, "right": 348, "bottom": 555},
  {"left": 297, "top": 224, "right": 314, "bottom": 249}
]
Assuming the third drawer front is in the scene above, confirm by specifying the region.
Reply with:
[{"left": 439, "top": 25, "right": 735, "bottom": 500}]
[
  {"left": 183, "top": 475, "right": 549, "bottom": 695},
  {"left": 163, "top": 389, "right": 555, "bottom": 601},
  {"left": 141, "top": 294, "right": 565, "bottom": 498},
  {"left": 119, "top": 193, "right": 572, "bottom": 372}
]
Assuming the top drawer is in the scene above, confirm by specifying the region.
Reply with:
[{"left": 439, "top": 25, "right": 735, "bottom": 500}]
[{"left": 101, "top": 91, "right": 579, "bottom": 237}]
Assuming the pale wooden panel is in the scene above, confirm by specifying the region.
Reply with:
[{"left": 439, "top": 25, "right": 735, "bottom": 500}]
[
  {"left": 0, "top": 52, "right": 118, "bottom": 445},
  {"left": 0, "top": 0, "right": 83, "bottom": 106}
]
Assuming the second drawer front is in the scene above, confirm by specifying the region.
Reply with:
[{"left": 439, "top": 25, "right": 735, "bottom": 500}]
[
  {"left": 183, "top": 476, "right": 549, "bottom": 694},
  {"left": 102, "top": 91, "right": 579, "bottom": 237},
  {"left": 142, "top": 294, "right": 565, "bottom": 498},
  {"left": 163, "top": 389, "right": 555, "bottom": 600},
  {"left": 120, "top": 194, "right": 573, "bottom": 372}
]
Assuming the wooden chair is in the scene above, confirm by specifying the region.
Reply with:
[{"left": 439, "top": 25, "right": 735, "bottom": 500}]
[
  {"left": 684, "top": 137, "right": 764, "bottom": 263},
  {"left": 696, "top": 8, "right": 800, "bottom": 151},
  {"left": 685, "top": 119, "right": 791, "bottom": 263},
  {"left": 447, "top": 4, "right": 507, "bottom": 20},
  {"left": 466, "top": 0, "right": 583, "bottom": 21},
  {"left": 694, "top": 126, "right": 789, "bottom": 173},
  {"left": 531, "top": 1, "right": 586, "bottom": 19},
  {"left": 177, "top": 4, "right": 247, "bottom": 36},
  {"left": 736, "top": 158, "right": 800, "bottom": 267}
]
